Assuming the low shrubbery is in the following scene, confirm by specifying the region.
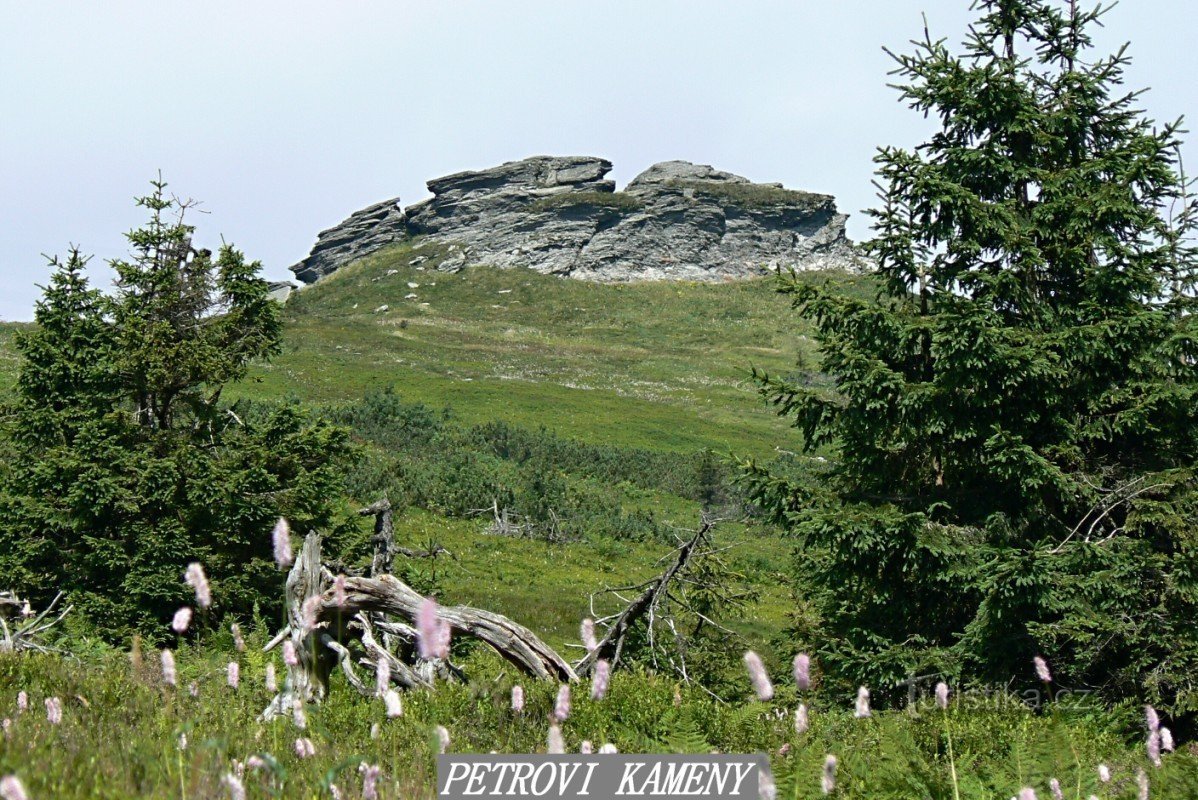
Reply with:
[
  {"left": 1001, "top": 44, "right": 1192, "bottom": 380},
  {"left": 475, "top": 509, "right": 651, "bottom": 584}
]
[{"left": 335, "top": 387, "right": 741, "bottom": 545}]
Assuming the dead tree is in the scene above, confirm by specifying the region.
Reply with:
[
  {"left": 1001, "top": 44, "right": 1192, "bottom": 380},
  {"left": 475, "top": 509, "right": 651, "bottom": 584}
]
[
  {"left": 261, "top": 506, "right": 737, "bottom": 719},
  {"left": 0, "top": 591, "right": 72, "bottom": 654},
  {"left": 261, "top": 533, "right": 338, "bottom": 718},
  {"left": 262, "top": 530, "right": 574, "bottom": 720},
  {"left": 575, "top": 516, "right": 744, "bottom": 695}
]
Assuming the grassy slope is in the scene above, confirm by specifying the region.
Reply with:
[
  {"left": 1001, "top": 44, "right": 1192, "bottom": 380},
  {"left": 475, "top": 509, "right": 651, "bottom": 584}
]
[
  {"left": 0, "top": 323, "right": 23, "bottom": 395},
  {"left": 238, "top": 242, "right": 851, "bottom": 649},
  {"left": 238, "top": 240, "right": 864, "bottom": 457}
]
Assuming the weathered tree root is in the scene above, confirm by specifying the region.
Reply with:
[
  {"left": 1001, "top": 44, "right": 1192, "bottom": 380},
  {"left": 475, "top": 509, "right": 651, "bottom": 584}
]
[{"left": 262, "top": 530, "right": 575, "bottom": 720}]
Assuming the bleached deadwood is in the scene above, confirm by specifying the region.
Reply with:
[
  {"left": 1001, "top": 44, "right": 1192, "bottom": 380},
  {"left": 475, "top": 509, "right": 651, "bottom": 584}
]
[
  {"left": 261, "top": 532, "right": 336, "bottom": 721},
  {"left": 0, "top": 592, "right": 72, "bottom": 655},
  {"left": 323, "top": 574, "right": 577, "bottom": 682},
  {"left": 355, "top": 611, "right": 432, "bottom": 689},
  {"left": 359, "top": 499, "right": 396, "bottom": 576},
  {"left": 263, "top": 530, "right": 575, "bottom": 719},
  {"left": 575, "top": 518, "right": 715, "bottom": 677},
  {"left": 322, "top": 634, "right": 371, "bottom": 696}
]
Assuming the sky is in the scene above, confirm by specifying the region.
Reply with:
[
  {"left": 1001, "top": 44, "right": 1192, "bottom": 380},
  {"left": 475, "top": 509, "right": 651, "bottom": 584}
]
[{"left": 2, "top": 1, "right": 1195, "bottom": 321}]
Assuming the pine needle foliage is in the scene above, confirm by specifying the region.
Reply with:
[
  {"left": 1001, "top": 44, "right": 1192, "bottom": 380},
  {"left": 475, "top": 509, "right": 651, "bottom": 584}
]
[
  {"left": 0, "top": 179, "right": 353, "bottom": 639},
  {"left": 743, "top": 1, "right": 1198, "bottom": 711}
]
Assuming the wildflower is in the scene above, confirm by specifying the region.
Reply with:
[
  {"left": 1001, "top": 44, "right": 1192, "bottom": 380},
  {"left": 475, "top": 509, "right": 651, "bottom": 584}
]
[
  {"left": 184, "top": 562, "right": 211, "bottom": 609},
  {"left": 1049, "top": 778, "right": 1063, "bottom": 800},
  {"left": 265, "top": 663, "right": 277, "bottom": 693},
  {"left": 1147, "top": 730, "right": 1162, "bottom": 767},
  {"left": 360, "top": 763, "right": 381, "bottom": 800},
  {"left": 282, "top": 640, "right": 299, "bottom": 667},
  {"left": 599, "top": 743, "right": 618, "bottom": 754},
  {"left": 854, "top": 686, "right": 871, "bottom": 719},
  {"left": 794, "top": 704, "right": 809, "bottom": 735},
  {"left": 511, "top": 685, "right": 524, "bottom": 713},
  {"left": 1018, "top": 789, "right": 1037, "bottom": 800},
  {"left": 16, "top": 692, "right": 27, "bottom": 713},
  {"left": 758, "top": 765, "right": 777, "bottom": 800},
  {"left": 188, "top": 681, "right": 200, "bottom": 698},
  {"left": 743, "top": 651, "right": 773, "bottom": 701},
  {"left": 793, "top": 653, "right": 810, "bottom": 692},
  {"left": 370, "top": 723, "right": 380, "bottom": 740},
  {"left": 45, "top": 696, "right": 62, "bottom": 725},
  {"left": 777, "top": 743, "right": 791, "bottom": 756},
  {"left": 591, "top": 660, "right": 610, "bottom": 701},
  {"left": 222, "top": 772, "right": 246, "bottom": 800},
  {"left": 1161, "top": 727, "right": 1175, "bottom": 752},
  {"left": 547, "top": 723, "right": 565, "bottom": 754},
  {"left": 418, "top": 597, "right": 440, "bottom": 659},
  {"left": 246, "top": 756, "right": 267, "bottom": 770},
  {"left": 227, "top": 662, "right": 240, "bottom": 690},
  {"left": 172, "top": 606, "right": 193, "bottom": 634},
  {"left": 935, "top": 682, "right": 949, "bottom": 710},
  {"left": 329, "top": 784, "right": 343, "bottom": 800},
  {"left": 435, "top": 725, "right": 451, "bottom": 754},
  {"left": 0, "top": 776, "right": 29, "bottom": 800},
  {"left": 1145, "top": 705, "right": 1160, "bottom": 733},
  {"left": 580, "top": 741, "right": 593, "bottom": 754},
  {"left": 301, "top": 596, "right": 322, "bottom": 633},
  {"left": 581, "top": 618, "right": 598, "bottom": 652},
  {"left": 177, "top": 732, "right": 188, "bottom": 751},
  {"left": 293, "top": 698, "right": 307, "bottom": 730},
  {"left": 384, "top": 689, "right": 403, "bottom": 719},
  {"left": 821, "top": 755, "right": 837, "bottom": 795},
  {"left": 554, "top": 684, "right": 571, "bottom": 722},
  {"left": 1, "top": 720, "right": 10, "bottom": 737},
  {"left": 334, "top": 574, "right": 348, "bottom": 608},
  {"left": 230, "top": 623, "right": 246, "bottom": 653},
  {"left": 436, "top": 622, "right": 452, "bottom": 659},
  {"left": 375, "top": 657, "right": 391, "bottom": 697},
  {"left": 1033, "top": 656, "right": 1052, "bottom": 683},
  {"left": 1136, "top": 769, "right": 1149, "bottom": 800},
  {"left": 1097, "top": 764, "right": 1111, "bottom": 783},
  {"left": 294, "top": 737, "right": 316, "bottom": 758},
  {"left": 272, "top": 518, "right": 293, "bottom": 568}
]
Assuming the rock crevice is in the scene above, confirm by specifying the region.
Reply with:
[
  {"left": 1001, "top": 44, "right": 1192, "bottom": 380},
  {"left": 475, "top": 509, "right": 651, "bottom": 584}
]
[{"left": 290, "top": 156, "right": 864, "bottom": 284}]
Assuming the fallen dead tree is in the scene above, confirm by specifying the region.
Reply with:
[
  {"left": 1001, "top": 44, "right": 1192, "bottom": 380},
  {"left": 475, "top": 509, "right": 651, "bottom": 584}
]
[
  {"left": 263, "top": 502, "right": 737, "bottom": 718},
  {"left": 262, "top": 501, "right": 575, "bottom": 720},
  {"left": 0, "top": 591, "right": 72, "bottom": 654}
]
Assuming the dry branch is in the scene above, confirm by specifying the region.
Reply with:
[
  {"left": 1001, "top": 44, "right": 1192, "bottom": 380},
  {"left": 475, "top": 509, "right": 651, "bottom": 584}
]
[{"left": 576, "top": 517, "right": 715, "bottom": 677}]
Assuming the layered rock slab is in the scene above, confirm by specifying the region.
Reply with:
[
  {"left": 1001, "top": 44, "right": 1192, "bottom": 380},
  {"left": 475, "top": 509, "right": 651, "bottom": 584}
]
[{"left": 290, "top": 156, "right": 864, "bottom": 284}]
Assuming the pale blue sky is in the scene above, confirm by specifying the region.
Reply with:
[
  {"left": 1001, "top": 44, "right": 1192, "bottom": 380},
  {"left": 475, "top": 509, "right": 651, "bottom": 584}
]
[{"left": 1, "top": 1, "right": 1193, "bottom": 320}]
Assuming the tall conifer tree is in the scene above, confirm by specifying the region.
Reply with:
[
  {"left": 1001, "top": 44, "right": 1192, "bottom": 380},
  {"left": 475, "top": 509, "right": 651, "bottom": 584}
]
[
  {"left": 0, "top": 180, "right": 352, "bottom": 638},
  {"left": 745, "top": 1, "right": 1198, "bottom": 709}
]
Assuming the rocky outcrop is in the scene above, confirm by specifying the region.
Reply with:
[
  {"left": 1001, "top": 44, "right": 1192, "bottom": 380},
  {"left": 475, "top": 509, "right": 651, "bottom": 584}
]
[
  {"left": 290, "top": 156, "right": 864, "bottom": 284},
  {"left": 291, "top": 197, "right": 408, "bottom": 284}
]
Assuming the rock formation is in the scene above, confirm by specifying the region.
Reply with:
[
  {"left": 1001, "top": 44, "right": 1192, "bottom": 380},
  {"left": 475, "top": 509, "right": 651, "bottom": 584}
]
[{"left": 290, "top": 156, "right": 864, "bottom": 285}]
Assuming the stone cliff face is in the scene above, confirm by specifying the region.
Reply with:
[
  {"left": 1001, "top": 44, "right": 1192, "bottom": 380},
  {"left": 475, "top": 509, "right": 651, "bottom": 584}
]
[{"left": 290, "top": 156, "right": 864, "bottom": 285}]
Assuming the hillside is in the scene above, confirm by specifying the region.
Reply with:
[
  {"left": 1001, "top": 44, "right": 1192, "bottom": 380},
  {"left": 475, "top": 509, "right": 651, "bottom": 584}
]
[
  {"left": 239, "top": 239, "right": 870, "bottom": 456},
  {"left": 0, "top": 240, "right": 865, "bottom": 650}
]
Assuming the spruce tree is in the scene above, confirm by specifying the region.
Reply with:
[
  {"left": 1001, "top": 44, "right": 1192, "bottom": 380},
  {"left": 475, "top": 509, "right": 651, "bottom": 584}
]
[
  {"left": 0, "top": 180, "right": 353, "bottom": 639},
  {"left": 744, "top": 0, "right": 1198, "bottom": 710}
]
